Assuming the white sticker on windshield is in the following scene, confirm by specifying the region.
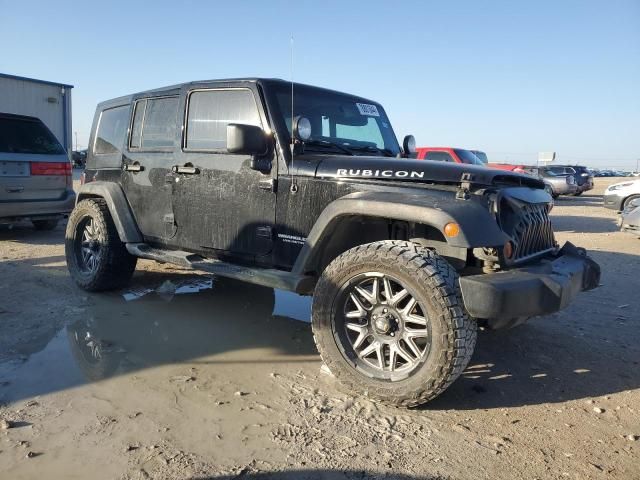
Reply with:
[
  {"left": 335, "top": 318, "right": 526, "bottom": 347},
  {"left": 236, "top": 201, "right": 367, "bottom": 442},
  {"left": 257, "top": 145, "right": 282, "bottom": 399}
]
[{"left": 356, "top": 103, "right": 380, "bottom": 117}]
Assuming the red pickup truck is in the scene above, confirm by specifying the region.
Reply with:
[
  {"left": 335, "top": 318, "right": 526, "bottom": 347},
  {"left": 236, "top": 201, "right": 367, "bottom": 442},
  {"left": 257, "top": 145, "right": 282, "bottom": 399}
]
[{"left": 415, "top": 147, "right": 484, "bottom": 165}]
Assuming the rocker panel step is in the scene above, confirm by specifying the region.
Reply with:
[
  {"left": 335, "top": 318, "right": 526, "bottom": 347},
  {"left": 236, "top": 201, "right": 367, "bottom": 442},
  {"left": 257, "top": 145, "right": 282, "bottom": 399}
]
[{"left": 125, "top": 243, "right": 314, "bottom": 293}]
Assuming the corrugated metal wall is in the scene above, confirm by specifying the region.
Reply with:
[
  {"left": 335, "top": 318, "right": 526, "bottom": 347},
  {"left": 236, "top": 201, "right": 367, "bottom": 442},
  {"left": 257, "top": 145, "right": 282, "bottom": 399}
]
[{"left": 0, "top": 76, "right": 72, "bottom": 153}]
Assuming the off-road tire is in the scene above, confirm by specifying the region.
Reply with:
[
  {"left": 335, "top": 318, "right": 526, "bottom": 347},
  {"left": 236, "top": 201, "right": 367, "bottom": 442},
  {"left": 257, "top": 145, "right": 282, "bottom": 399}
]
[
  {"left": 65, "top": 198, "right": 137, "bottom": 291},
  {"left": 312, "top": 240, "right": 477, "bottom": 407},
  {"left": 32, "top": 219, "right": 59, "bottom": 231}
]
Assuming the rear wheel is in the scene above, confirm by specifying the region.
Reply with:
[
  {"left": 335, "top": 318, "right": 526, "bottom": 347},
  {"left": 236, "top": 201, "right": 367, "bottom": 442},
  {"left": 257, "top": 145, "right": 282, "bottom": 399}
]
[
  {"left": 65, "top": 198, "right": 137, "bottom": 291},
  {"left": 32, "top": 219, "right": 59, "bottom": 231},
  {"left": 312, "top": 240, "right": 476, "bottom": 407}
]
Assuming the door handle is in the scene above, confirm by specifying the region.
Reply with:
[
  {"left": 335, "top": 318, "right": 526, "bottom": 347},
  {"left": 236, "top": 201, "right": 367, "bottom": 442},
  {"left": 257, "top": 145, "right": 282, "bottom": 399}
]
[
  {"left": 172, "top": 165, "right": 200, "bottom": 175},
  {"left": 123, "top": 162, "right": 144, "bottom": 172}
]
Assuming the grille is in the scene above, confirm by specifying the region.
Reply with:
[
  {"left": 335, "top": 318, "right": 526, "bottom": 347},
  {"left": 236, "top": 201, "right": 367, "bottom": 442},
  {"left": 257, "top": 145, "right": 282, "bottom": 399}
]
[{"left": 499, "top": 199, "right": 556, "bottom": 262}]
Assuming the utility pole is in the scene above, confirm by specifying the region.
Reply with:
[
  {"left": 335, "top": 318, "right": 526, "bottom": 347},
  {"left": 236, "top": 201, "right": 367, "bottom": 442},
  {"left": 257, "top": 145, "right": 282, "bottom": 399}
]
[{"left": 74, "top": 131, "right": 78, "bottom": 151}]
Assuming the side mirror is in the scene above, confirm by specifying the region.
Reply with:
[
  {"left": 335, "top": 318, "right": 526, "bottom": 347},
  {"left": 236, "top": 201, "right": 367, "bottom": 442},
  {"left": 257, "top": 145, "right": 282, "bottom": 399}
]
[
  {"left": 292, "top": 116, "right": 312, "bottom": 142},
  {"left": 402, "top": 135, "right": 416, "bottom": 157},
  {"left": 227, "top": 124, "right": 268, "bottom": 156}
]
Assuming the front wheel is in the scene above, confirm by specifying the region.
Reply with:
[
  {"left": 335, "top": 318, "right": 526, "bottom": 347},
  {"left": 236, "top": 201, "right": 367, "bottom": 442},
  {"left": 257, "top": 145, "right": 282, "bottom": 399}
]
[
  {"left": 312, "top": 241, "right": 476, "bottom": 407},
  {"left": 623, "top": 195, "right": 640, "bottom": 211},
  {"left": 65, "top": 198, "right": 137, "bottom": 291}
]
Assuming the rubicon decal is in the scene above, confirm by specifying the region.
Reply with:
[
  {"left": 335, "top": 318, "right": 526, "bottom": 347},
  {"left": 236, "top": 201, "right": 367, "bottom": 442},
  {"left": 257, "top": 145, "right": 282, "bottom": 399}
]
[{"left": 336, "top": 169, "right": 425, "bottom": 179}]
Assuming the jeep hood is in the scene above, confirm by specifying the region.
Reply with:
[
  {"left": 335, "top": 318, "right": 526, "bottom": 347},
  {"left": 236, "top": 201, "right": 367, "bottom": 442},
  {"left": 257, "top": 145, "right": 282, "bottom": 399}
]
[{"left": 305, "top": 155, "right": 544, "bottom": 189}]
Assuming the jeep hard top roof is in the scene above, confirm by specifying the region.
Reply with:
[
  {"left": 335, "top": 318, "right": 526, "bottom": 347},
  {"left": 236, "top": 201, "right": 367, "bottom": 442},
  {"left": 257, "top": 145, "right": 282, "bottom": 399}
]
[{"left": 96, "top": 78, "right": 380, "bottom": 110}]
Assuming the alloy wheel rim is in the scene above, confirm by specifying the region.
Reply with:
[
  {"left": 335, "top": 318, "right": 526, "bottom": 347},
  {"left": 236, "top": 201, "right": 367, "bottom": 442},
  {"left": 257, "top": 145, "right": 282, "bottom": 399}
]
[
  {"left": 335, "top": 273, "right": 431, "bottom": 380},
  {"left": 78, "top": 218, "right": 101, "bottom": 273}
]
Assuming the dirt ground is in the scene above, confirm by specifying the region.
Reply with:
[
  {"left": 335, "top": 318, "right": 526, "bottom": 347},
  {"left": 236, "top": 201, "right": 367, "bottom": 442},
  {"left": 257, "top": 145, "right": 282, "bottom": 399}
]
[{"left": 0, "top": 177, "right": 638, "bottom": 480}]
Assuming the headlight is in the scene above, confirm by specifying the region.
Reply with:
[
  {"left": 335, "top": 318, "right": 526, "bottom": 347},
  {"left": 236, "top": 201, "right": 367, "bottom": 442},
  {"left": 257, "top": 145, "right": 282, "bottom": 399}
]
[{"left": 608, "top": 182, "right": 634, "bottom": 191}]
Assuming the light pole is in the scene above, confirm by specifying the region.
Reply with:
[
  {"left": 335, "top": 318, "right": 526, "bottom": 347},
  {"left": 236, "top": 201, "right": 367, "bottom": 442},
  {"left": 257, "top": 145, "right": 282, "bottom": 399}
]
[{"left": 74, "top": 131, "right": 78, "bottom": 151}]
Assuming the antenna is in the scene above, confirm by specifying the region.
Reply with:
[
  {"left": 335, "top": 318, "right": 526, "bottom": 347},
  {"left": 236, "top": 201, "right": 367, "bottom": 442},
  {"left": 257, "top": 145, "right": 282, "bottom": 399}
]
[{"left": 290, "top": 36, "right": 298, "bottom": 192}]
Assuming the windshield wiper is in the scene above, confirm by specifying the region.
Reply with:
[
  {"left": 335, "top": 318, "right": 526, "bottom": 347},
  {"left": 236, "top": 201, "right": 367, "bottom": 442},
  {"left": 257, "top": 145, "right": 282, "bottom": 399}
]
[
  {"left": 348, "top": 145, "right": 395, "bottom": 157},
  {"left": 303, "top": 139, "right": 355, "bottom": 156}
]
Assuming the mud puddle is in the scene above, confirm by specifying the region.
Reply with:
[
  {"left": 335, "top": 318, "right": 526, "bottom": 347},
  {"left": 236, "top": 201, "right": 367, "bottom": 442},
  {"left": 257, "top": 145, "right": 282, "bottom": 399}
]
[{"left": 0, "top": 277, "right": 314, "bottom": 405}]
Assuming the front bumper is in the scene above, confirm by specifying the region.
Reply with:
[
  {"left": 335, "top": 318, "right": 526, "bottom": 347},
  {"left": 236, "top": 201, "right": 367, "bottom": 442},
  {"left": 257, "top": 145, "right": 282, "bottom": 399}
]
[
  {"left": 603, "top": 193, "right": 623, "bottom": 211},
  {"left": 459, "top": 242, "right": 600, "bottom": 329}
]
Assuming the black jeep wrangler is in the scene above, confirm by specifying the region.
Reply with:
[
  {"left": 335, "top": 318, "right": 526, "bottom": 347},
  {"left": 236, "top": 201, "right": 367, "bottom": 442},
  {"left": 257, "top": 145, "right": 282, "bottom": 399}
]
[{"left": 66, "top": 78, "right": 600, "bottom": 407}]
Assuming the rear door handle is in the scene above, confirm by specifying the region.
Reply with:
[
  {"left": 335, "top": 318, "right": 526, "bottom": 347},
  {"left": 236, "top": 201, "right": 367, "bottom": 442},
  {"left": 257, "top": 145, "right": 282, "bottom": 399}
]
[
  {"left": 123, "top": 163, "right": 144, "bottom": 172},
  {"left": 172, "top": 165, "right": 200, "bottom": 175}
]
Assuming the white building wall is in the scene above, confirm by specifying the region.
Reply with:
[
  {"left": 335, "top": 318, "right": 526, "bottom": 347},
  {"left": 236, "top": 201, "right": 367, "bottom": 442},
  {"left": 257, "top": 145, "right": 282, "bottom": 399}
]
[{"left": 0, "top": 76, "right": 73, "bottom": 153}]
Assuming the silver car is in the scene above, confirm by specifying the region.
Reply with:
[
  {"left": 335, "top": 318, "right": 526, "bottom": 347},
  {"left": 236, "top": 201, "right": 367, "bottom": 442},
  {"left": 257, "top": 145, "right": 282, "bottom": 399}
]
[
  {"left": 619, "top": 197, "right": 640, "bottom": 236},
  {"left": 523, "top": 166, "right": 578, "bottom": 198},
  {"left": 0, "top": 113, "right": 75, "bottom": 230}
]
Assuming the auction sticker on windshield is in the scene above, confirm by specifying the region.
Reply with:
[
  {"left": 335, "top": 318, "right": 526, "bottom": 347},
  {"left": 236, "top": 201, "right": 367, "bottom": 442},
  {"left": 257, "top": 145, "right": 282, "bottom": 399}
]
[{"left": 356, "top": 103, "right": 380, "bottom": 117}]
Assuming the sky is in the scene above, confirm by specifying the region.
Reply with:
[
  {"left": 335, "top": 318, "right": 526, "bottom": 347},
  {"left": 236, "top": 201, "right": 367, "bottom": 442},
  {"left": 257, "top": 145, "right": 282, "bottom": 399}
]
[{"left": 1, "top": 0, "right": 638, "bottom": 169}]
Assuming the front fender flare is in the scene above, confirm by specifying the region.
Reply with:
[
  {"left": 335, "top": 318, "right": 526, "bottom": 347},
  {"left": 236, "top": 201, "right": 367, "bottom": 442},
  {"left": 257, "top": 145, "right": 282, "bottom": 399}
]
[
  {"left": 291, "top": 191, "right": 507, "bottom": 275},
  {"left": 76, "top": 182, "right": 142, "bottom": 243}
]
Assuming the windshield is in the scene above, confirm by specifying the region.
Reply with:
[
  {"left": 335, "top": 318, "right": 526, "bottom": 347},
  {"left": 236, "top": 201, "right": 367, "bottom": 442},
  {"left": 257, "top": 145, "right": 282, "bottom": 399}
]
[
  {"left": 272, "top": 84, "right": 401, "bottom": 156},
  {"left": 471, "top": 150, "right": 488, "bottom": 164},
  {"left": 0, "top": 116, "right": 66, "bottom": 155},
  {"left": 454, "top": 149, "right": 485, "bottom": 165}
]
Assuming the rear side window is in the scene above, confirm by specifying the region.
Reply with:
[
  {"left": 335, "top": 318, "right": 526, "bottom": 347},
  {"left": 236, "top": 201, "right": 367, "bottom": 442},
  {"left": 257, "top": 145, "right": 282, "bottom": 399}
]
[
  {"left": 425, "top": 151, "right": 454, "bottom": 162},
  {"left": 95, "top": 106, "right": 129, "bottom": 155},
  {"left": 129, "top": 97, "right": 179, "bottom": 150},
  {"left": 185, "top": 89, "right": 261, "bottom": 151},
  {"left": 0, "top": 116, "right": 65, "bottom": 155}
]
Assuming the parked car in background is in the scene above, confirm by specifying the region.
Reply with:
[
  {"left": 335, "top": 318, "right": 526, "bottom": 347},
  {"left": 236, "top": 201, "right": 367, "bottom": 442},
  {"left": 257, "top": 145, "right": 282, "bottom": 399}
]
[
  {"left": 0, "top": 112, "right": 75, "bottom": 230},
  {"left": 415, "top": 147, "right": 485, "bottom": 165},
  {"left": 528, "top": 166, "right": 578, "bottom": 198},
  {"left": 486, "top": 163, "right": 530, "bottom": 174},
  {"left": 603, "top": 179, "right": 640, "bottom": 212},
  {"left": 470, "top": 150, "right": 488, "bottom": 164},
  {"left": 568, "top": 165, "right": 594, "bottom": 195},
  {"left": 619, "top": 197, "right": 640, "bottom": 236},
  {"left": 72, "top": 149, "right": 87, "bottom": 167},
  {"left": 542, "top": 165, "right": 593, "bottom": 195}
]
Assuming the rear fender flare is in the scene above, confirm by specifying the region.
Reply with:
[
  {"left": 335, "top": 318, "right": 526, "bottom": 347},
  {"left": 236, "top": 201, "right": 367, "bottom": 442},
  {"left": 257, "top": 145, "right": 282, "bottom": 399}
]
[{"left": 76, "top": 182, "right": 142, "bottom": 243}]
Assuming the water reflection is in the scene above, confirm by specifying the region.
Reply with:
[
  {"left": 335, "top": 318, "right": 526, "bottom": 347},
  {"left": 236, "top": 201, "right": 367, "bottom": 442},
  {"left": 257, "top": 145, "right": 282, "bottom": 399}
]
[{"left": 0, "top": 278, "right": 315, "bottom": 403}]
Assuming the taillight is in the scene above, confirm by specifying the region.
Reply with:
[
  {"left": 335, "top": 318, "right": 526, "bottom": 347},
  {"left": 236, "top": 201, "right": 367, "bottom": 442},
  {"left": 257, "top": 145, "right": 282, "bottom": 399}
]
[{"left": 30, "top": 162, "right": 72, "bottom": 176}]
